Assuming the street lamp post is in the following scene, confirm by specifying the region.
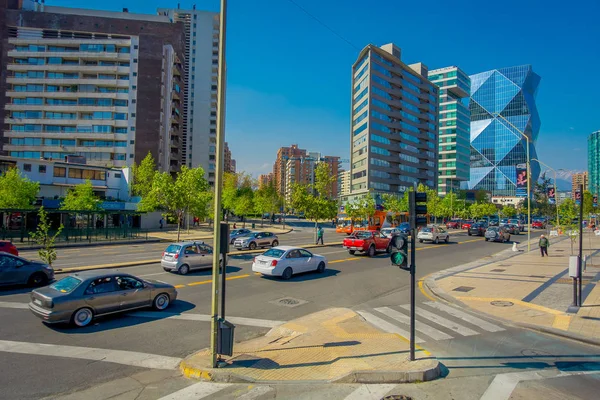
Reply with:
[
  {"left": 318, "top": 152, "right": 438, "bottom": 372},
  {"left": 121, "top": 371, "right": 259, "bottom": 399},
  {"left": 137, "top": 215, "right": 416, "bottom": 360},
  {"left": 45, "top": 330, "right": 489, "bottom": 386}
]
[
  {"left": 531, "top": 158, "right": 560, "bottom": 230},
  {"left": 495, "top": 113, "right": 531, "bottom": 252}
]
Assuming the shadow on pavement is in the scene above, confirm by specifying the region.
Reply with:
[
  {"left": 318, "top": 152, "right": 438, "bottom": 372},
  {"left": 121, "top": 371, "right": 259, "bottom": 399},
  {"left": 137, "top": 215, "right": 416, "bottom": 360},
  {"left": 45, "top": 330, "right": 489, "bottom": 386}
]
[
  {"left": 0, "top": 285, "right": 35, "bottom": 296},
  {"left": 45, "top": 300, "right": 197, "bottom": 333},
  {"left": 258, "top": 268, "right": 340, "bottom": 282}
]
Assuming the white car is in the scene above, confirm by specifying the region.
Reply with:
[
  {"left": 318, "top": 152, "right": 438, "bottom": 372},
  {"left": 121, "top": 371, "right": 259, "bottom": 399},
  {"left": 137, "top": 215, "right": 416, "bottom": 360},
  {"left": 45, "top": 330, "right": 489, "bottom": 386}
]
[
  {"left": 417, "top": 226, "right": 449, "bottom": 244},
  {"left": 252, "top": 246, "right": 327, "bottom": 280}
]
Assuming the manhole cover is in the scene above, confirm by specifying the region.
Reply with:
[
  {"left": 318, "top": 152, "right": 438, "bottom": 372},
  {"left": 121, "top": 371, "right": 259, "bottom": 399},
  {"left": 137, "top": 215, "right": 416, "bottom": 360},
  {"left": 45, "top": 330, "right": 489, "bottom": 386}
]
[
  {"left": 453, "top": 286, "right": 475, "bottom": 292},
  {"left": 491, "top": 300, "right": 514, "bottom": 307},
  {"left": 491, "top": 269, "right": 506, "bottom": 272},
  {"left": 270, "top": 297, "right": 308, "bottom": 308}
]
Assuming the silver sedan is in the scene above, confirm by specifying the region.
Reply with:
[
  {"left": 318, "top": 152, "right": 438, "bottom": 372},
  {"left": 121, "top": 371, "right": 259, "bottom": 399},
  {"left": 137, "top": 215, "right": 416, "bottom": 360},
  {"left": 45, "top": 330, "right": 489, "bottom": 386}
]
[{"left": 29, "top": 270, "right": 177, "bottom": 327}]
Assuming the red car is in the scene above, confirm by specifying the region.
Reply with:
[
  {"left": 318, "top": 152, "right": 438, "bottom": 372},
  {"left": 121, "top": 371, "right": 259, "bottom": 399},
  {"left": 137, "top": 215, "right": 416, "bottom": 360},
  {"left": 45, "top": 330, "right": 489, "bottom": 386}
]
[
  {"left": 343, "top": 230, "right": 390, "bottom": 257},
  {"left": 446, "top": 220, "right": 461, "bottom": 229},
  {"left": 461, "top": 220, "right": 474, "bottom": 230},
  {"left": 531, "top": 220, "right": 546, "bottom": 229},
  {"left": 0, "top": 240, "right": 18, "bottom": 256}
]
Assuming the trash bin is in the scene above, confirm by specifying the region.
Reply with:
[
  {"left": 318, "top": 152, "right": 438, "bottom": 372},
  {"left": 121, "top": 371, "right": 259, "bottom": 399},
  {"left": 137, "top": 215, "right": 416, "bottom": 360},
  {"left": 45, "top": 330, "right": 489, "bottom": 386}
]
[
  {"left": 217, "top": 319, "right": 235, "bottom": 356},
  {"left": 251, "top": 223, "right": 255, "bottom": 229}
]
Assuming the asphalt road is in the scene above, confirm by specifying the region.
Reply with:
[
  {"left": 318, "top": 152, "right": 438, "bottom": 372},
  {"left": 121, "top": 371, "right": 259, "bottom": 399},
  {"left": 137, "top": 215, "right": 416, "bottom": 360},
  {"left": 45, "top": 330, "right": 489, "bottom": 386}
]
[{"left": 2, "top": 228, "right": 598, "bottom": 399}]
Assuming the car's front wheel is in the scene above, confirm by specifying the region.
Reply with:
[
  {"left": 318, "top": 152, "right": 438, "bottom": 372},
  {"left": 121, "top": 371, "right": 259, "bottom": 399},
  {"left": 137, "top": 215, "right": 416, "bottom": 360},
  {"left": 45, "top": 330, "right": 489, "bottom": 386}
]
[
  {"left": 153, "top": 293, "right": 170, "bottom": 310},
  {"left": 178, "top": 264, "right": 190, "bottom": 275},
  {"left": 72, "top": 307, "right": 93, "bottom": 328},
  {"left": 272, "top": 240, "right": 279, "bottom": 247},
  {"left": 367, "top": 245, "right": 375, "bottom": 257},
  {"left": 434, "top": 237, "right": 439, "bottom": 244},
  {"left": 317, "top": 262, "right": 325, "bottom": 273},
  {"left": 249, "top": 242, "right": 257, "bottom": 250},
  {"left": 445, "top": 236, "right": 449, "bottom": 243}
]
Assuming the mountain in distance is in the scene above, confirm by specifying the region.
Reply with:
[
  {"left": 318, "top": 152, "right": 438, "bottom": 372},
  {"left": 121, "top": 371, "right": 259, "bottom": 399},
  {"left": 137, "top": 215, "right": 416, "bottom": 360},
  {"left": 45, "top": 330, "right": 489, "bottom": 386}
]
[{"left": 539, "top": 169, "right": 584, "bottom": 192}]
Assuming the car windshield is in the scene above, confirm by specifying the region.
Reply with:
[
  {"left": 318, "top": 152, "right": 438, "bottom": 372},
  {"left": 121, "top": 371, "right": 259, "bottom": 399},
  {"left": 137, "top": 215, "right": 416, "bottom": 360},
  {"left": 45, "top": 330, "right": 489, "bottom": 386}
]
[
  {"left": 488, "top": 227, "right": 499, "bottom": 231},
  {"left": 49, "top": 276, "right": 82, "bottom": 294},
  {"left": 352, "top": 231, "right": 372, "bottom": 239},
  {"left": 165, "top": 244, "right": 181, "bottom": 253},
  {"left": 262, "top": 248, "right": 285, "bottom": 258},
  {"left": 509, "top": 219, "right": 519, "bottom": 223}
]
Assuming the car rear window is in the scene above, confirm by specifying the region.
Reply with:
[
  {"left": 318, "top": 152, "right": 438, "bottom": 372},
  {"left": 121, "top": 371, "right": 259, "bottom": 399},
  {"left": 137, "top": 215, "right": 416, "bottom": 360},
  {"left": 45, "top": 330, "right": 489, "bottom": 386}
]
[
  {"left": 165, "top": 244, "right": 181, "bottom": 253},
  {"left": 263, "top": 248, "right": 285, "bottom": 258},
  {"left": 352, "top": 231, "right": 372, "bottom": 239},
  {"left": 421, "top": 228, "right": 432, "bottom": 232},
  {"left": 49, "top": 276, "right": 82, "bottom": 294}
]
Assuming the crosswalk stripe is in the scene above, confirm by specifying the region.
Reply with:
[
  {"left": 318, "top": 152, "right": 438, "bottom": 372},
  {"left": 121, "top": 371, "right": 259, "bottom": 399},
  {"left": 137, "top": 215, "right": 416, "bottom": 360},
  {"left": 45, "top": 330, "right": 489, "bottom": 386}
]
[
  {"left": 126, "top": 311, "right": 284, "bottom": 328},
  {"left": 400, "top": 305, "right": 478, "bottom": 336},
  {"left": 356, "top": 311, "right": 424, "bottom": 343},
  {"left": 343, "top": 384, "right": 397, "bottom": 400},
  {"left": 374, "top": 307, "right": 453, "bottom": 341},
  {"left": 0, "top": 301, "right": 29, "bottom": 309},
  {"left": 157, "top": 382, "right": 231, "bottom": 400},
  {"left": 424, "top": 301, "right": 505, "bottom": 332},
  {"left": 236, "top": 386, "right": 274, "bottom": 400}
]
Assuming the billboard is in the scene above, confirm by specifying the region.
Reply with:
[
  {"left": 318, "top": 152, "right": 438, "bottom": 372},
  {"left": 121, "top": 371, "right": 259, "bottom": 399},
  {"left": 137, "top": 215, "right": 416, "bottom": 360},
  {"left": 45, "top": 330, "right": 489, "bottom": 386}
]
[
  {"left": 547, "top": 185, "right": 555, "bottom": 205},
  {"left": 575, "top": 189, "right": 582, "bottom": 205},
  {"left": 515, "top": 163, "right": 528, "bottom": 197}
]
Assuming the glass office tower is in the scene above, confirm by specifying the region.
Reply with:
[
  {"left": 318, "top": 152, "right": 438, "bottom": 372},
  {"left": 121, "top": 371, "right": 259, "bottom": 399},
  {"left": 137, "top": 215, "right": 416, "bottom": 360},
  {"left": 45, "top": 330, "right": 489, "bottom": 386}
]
[
  {"left": 467, "top": 65, "right": 541, "bottom": 196},
  {"left": 588, "top": 130, "right": 600, "bottom": 195}
]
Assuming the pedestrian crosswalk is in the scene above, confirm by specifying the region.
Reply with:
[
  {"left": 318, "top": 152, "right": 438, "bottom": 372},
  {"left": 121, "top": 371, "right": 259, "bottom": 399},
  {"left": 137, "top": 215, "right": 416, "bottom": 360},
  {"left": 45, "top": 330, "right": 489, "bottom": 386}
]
[{"left": 358, "top": 301, "right": 505, "bottom": 343}]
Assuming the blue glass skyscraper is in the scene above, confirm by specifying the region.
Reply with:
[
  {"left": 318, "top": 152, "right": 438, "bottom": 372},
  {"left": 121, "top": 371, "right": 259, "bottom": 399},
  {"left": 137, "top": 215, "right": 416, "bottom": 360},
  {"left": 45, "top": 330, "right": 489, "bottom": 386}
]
[{"left": 467, "top": 65, "right": 541, "bottom": 196}]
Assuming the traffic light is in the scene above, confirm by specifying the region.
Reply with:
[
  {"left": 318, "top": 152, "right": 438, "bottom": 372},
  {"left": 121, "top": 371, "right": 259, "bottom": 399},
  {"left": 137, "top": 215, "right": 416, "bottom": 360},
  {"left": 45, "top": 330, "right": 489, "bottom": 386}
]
[
  {"left": 409, "top": 191, "right": 428, "bottom": 229},
  {"left": 390, "top": 233, "right": 409, "bottom": 270}
]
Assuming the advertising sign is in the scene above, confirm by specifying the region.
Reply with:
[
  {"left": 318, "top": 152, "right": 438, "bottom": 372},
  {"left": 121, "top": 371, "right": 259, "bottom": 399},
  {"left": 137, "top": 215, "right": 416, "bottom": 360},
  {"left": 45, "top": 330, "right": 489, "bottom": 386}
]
[
  {"left": 515, "top": 163, "right": 527, "bottom": 197},
  {"left": 547, "top": 185, "right": 555, "bottom": 204},
  {"left": 575, "top": 190, "right": 582, "bottom": 205},
  {"left": 594, "top": 195, "right": 598, "bottom": 208}
]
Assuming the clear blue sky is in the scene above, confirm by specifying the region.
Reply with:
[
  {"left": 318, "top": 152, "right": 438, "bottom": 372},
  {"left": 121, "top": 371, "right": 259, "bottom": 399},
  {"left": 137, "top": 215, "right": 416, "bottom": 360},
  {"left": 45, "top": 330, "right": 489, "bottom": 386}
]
[{"left": 48, "top": 0, "right": 600, "bottom": 176}]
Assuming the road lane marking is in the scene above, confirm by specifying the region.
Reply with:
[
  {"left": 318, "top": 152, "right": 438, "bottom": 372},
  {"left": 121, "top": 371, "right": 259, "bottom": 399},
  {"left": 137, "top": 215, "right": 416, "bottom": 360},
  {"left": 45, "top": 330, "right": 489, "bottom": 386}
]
[
  {"left": 158, "top": 382, "right": 232, "bottom": 400},
  {"left": 235, "top": 386, "right": 274, "bottom": 400},
  {"left": 0, "top": 339, "right": 182, "bottom": 370},
  {"left": 0, "top": 301, "right": 29, "bottom": 309},
  {"left": 126, "top": 311, "right": 283, "bottom": 328},
  {"left": 138, "top": 272, "right": 169, "bottom": 277},
  {"left": 343, "top": 384, "right": 396, "bottom": 400},
  {"left": 399, "top": 305, "right": 478, "bottom": 336},
  {"left": 356, "top": 311, "right": 424, "bottom": 343},
  {"left": 174, "top": 284, "right": 185, "bottom": 288},
  {"left": 187, "top": 274, "right": 251, "bottom": 286},
  {"left": 424, "top": 301, "right": 505, "bottom": 332},
  {"left": 374, "top": 307, "right": 453, "bottom": 341}
]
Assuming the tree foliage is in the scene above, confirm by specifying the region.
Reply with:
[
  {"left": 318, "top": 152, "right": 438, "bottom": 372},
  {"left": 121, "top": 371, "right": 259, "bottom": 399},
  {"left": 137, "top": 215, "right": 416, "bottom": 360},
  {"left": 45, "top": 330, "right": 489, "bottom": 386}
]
[
  {"left": 29, "top": 207, "right": 63, "bottom": 266},
  {"left": 60, "top": 180, "right": 101, "bottom": 211},
  {"left": 499, "top": 205, "right": 517, "bottom": 218},
  {"left": 254, "top": 181, "right": 281, "bottom": 227},
  {"left": 0, "top": 167, "right": 39, "bottom": 209},
  {"left": 131, "top": 152, "right": 157, "bottom": 198}
]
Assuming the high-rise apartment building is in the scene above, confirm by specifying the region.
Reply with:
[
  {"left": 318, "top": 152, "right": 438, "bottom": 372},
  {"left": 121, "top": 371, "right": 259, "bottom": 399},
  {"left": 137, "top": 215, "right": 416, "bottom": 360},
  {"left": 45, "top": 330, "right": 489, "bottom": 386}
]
[
  {"left": 224, "top": 141, "right": 235, "bottom": 173},
  {"left": 258, "top": 173, "right": 273, "bottom": 189},
  {"left": 428, "top": 67, "right": 470, "bottom": 196},
  {"left": 339, "top": 169, "right": 351, "bottom": 197},
  {"left": 467, "top": 65, "right": 541, "bottom": 196},
  {"left": 0, "top": 1, "right": 187, "bottom": 172},
  {"left": 283, "top": 152, "right": 340, "bottom": 202},
  {"left": 273, "top": 144, "right": 307, "bottom": 196},
  {"left": 571, "top": 172, "right": 589, "bottom": 198},
  {"left": 348, "top": 43, "right": 439, "bottom": 203},
  {"left": 588, "top": 130, "right": 600, "bottom": 194},
  {"left": 157, "top": 7, "right": 220, "bottom": 185}
]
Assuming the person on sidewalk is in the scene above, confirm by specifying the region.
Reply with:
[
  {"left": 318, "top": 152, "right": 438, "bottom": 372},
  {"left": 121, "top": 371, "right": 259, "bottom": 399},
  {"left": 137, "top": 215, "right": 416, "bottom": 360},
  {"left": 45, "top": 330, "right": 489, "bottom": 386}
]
[
  {"left": 316, "top": 225, "right": 324, "bottom": 245},
  {"left": 159, "top": 217, "right": 164, "bottom": 230},
  {"left": 539, "top": 234, "right": 549, "bottom": 257}
]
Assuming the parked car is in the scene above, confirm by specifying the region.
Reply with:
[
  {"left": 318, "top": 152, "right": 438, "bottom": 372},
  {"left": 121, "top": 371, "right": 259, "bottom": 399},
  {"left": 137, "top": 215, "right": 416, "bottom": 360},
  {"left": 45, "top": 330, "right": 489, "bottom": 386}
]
[
  {"left": 234, "top": 232, "right": 279, "bottom": 250},
  {"left": 499, "top": 218, "right": 509, "bottom": 227},
  {"left": 468, "top": 223, "right": 487, "bottom": 236},
  {"left": 380, "top": 227, "right": 401, "bottom": 238},
  {"left": 508, "top": 218, "right": 524, "bottom": 232},
  {"left": 229, "top": 228, "right": 253, "bottom": 244},
  {"left": 417, "top": 226, "right": 450, "bottom": 244},
  {"left": 532, "top": 219, "right": 546, "bottom": 229},
  {"left": 446, "top": 220, "right": 462, "bottom": 229},
  {"left": 461, "top": 220, "right": 474, "bottom": 230},
  {"left": 161, "top": 241, "right": 222, "bottom": 275},
  {"left": 505, "top": 224, "right": 521, "bottom": 235},
  {"left": 28, "top": 271, "right": 177, "bottom": 327},
  {"left": 343, "top": 230, "right": 390, "bottom": 257},
  {"left": 0, "top": 241, "right": 18, "bottom": 256},
  {"left": 485, "top": 226, "right": 511, "bottom": 242},
  {"left": 252, "top": 246, "right": 327, "bottom": 280},
  {"left": 0, "top": 253, "right": 54, "bottom": 287},
  {"left": 488, "top": 219, "right": 499, "bottom": 227}
]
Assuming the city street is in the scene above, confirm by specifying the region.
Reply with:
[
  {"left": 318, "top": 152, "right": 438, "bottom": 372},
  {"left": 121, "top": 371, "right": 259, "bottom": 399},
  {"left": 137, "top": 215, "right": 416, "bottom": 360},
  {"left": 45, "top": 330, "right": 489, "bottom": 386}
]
[{"left": 3, "top": 228, "right": 598, "bottom": 399}]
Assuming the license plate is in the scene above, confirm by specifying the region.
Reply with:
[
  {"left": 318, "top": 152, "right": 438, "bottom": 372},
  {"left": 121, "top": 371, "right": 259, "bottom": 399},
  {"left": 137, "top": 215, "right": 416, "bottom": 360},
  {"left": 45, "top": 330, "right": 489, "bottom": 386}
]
[
  {"left": 164, "top": 255, "right": 173, "bottom": 260},
  {"left": 34, "top": 299, "right": 42, "bottom": 306},
  {"left": 260, "top": 260, "right": 267, "bottom": 265}
]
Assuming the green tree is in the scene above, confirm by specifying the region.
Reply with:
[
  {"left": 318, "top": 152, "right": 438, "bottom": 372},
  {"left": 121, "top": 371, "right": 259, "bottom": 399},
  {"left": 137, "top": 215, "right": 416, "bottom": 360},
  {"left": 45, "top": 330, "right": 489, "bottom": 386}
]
[
  {"left": 583, "top": 191, "right": 596, "bottom": 216},
  {"left": 131, "top": 152, "right": 157, "bottom": 198},
  {"left": 254, "top": 182, "right": 280, "bottom": 227},
  {"left": 234, "top": 173, "right": 254, "bottom": 227},
  {"left": 222, "top": 172, "right": 239, "bottom": 220},
  {"left": 499, "top": 205, "right": 517, "bottom": 218},
  {"left": 469, "top": 203, "right": 485, "bottom": 220},
  {"left": 60, "top": 180, "right": 101, "bottom": 211},
  {"left": 139, "top": 166, "right": 209, "bottom": 241},
  {"left": 29, "top": 207, "right": 63, "bottom": 267},
  {"left": 313, "top": 162, "right": 336, "bottom": 199},
  {"left": 0, "top": 167, "right": 39, "bottom": 209},
  {"left": 559, "top": 198, "right": 579, "bottom": 254}
]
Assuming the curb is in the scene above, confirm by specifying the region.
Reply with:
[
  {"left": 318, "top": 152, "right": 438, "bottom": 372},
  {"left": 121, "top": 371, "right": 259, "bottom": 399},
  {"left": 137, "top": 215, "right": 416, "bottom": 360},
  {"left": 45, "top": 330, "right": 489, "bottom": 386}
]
[
  {"left": 17, "top": 238, "right": 162, "bottom": 251},
  {"left": 55, "top": 242, "right": 342, "bottom": 273},
  {"left": 422, "top": 236, "right": 600, "bottom": 348},
  {"left": 179, "top": 359, "right": 442, "bottom": 384}
]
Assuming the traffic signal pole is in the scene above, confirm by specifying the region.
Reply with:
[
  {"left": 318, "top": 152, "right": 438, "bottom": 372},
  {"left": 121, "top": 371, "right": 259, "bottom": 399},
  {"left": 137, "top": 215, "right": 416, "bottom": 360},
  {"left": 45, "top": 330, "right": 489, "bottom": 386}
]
[{"left": 409, "top": 225, "right": 416, "bottom": 361}]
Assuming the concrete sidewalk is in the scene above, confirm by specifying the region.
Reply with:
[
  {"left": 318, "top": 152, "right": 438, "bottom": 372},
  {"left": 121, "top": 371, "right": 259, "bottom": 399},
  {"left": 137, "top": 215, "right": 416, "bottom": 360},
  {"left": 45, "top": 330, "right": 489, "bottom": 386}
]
[
  {"left": 180, "top": 308, "right": 440, "bottom": 383},
  {"left": 425, "top": 233, "right": 600, "bottom": 346}
]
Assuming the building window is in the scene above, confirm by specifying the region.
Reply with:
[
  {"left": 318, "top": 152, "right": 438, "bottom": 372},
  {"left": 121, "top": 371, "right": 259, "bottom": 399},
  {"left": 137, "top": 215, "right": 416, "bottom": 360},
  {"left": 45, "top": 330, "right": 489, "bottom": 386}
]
[
  {"left": 133, "top": 45, "right": 138, "bottom": 50},
  {"left": 53, "top": 167, "right": 66, "bottom": 177},
  {"left": 129, "top": 154, "right": 134, "bottom": 158},
  {"left": 133, "top": 58, "right": 138, "bottom": 63},
  {"left": 133, "top": 72, "right": 137, "bottom": 77},
  {"left": 39, "top": 165, "right": 46, "bottom": 173},
  {"left": 23, "top": 164, "right": 32, "bottom": 172}
]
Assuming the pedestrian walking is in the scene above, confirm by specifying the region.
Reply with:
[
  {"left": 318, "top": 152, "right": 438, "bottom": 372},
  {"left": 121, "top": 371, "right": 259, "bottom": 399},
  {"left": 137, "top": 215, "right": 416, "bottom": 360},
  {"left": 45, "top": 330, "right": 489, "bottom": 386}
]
[
  {"left": 539, "top": 234, "right": 549, "bottom": 257},
  {"left": 159, "top": 217, "right": 164, "bottom": 230},
  {"left": 316, "top": 225, "right": 324, "bottom": 245},
  {"left": 233, "top": 223, "right": 237, "bottom": 229}
]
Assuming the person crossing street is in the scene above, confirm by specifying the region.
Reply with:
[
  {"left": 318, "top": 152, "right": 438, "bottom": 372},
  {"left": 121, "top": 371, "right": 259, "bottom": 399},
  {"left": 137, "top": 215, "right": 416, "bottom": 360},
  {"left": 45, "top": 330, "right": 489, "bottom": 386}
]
[{"left": 316, "top": 225, "right": 324, "bottom": 245}]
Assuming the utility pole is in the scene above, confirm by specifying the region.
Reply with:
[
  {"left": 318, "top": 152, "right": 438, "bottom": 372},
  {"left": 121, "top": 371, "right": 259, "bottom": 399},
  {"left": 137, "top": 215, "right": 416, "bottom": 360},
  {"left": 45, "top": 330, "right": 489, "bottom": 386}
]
[
  {"left": 578, "top": 183, "right": 583, "bottom": 307},
  {"left": 210, "top": 0, "right": 228, "bottom": 369}
]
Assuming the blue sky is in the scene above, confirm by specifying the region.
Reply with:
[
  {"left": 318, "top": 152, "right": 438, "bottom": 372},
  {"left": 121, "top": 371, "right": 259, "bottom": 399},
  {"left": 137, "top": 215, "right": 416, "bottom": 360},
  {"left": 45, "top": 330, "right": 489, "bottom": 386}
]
[{"left": 48, "top": 0, "right": 600, "bottom": 176}]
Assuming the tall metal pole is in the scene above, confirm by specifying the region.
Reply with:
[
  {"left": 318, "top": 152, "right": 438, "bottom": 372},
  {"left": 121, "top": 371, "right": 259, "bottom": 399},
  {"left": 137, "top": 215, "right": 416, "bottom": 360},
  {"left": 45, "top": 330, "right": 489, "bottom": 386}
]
[
  {"left": 526, "top": 137, "right": 531, "bottom": 252},
  {"left": 408, "top": 191, "right": 416, "bottom": 361},
  {"left": 210, "top": 0, "right": 228, "bottom": 368},
  {"left": 578, "top": 183, "right": 584, "bottom": 307}
]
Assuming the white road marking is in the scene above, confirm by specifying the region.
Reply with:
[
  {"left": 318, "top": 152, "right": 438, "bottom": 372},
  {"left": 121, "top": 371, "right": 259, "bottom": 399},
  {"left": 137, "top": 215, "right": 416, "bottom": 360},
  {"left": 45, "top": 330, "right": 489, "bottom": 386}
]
[
  {"left": 0, "top": 301, "right": 29, "bottom": 309},
  {"left": 343, "top": 384, "right": 397, "bottom": 400},
  {"left": 157, "top": 382, "right": 232, "bottom": 400},
  {"left": 126, "top": 311, "right": 284, "bottom": 328},
  {"left": 480, "top": 368, "right": 600, "bottom": 400},
  {"left": 424, "top": 301, "right": 505, "bottom": 332},
  {"left": 138, "top": 272, "right": 169, "bottom": 277},
  {"left": 400, "top": 305, "right": 478, "bottom": 336},
  {"left": 374, "top": 307, "right": 453, "bottom": 341},
  {"left": 236, "top": 385, "right": 274, "bottom": 400},
  {"left": 356, "top": 311, "right": 424, "bottom": 343},
  {"left": 0, "top": 339, "right": 181, "bottom": 370}
]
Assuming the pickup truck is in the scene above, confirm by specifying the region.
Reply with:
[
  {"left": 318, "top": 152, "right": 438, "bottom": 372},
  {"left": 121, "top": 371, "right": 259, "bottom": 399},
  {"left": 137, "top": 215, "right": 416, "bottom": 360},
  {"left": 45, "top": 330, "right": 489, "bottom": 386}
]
[{"left": 343, "top": 230, "right": 390, "bottom": 257}]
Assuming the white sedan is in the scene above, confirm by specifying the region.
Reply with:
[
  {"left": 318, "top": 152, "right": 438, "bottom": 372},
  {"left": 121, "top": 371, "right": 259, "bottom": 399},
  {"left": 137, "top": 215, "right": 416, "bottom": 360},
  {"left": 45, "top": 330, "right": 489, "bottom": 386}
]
[{"left": 252, "top": 246, "right": 327, "bottom": 280}]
